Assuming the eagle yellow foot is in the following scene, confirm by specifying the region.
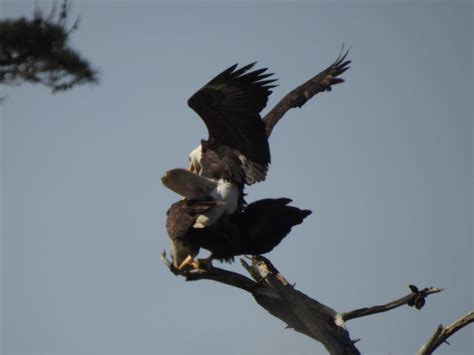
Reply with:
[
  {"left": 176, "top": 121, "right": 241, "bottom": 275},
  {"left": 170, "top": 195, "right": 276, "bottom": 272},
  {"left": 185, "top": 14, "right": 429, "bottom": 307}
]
[
  {"left": 177, "top": 255, "right": 197, "bottom": 270},
  {"left": 178, "top": 255, "right": 213, "bottom": 270}
]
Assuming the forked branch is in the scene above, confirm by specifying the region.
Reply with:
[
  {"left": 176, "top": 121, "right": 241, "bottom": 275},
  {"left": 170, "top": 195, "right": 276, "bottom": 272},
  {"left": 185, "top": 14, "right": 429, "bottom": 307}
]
[
  {"left": 341, "top": 285, "right": 443, "bottom": 322},
  {"left": 417, "top": 310, "right": 474, "bottom": 355},
  {"left": 161, "top": 253, "right": 449, "bottom": 355},
  {"left": 161, "top": 252, "right": 360, "bottom": 355}
]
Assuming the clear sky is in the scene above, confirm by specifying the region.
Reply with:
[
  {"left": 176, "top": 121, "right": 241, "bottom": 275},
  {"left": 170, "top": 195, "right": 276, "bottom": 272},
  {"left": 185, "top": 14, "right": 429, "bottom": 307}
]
[{"left": 1, "top": 1, "right": 472, "bottom": 354}]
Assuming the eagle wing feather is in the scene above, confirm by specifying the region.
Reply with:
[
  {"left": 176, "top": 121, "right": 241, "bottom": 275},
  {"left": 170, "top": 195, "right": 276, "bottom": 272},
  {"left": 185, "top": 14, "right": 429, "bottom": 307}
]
[{"left": 188, "top": 63, "right": 276, "bottom": 184}]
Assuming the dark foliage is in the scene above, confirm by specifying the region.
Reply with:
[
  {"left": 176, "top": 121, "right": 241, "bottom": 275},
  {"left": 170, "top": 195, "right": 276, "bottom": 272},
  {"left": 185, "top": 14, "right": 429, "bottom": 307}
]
[{"left": 0, "top": 1, "right": 97, "bottom": 92}]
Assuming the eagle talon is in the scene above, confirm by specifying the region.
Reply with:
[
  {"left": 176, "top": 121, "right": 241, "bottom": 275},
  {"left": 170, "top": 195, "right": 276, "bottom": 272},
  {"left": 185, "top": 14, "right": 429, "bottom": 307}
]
[
  {"left": 196, "top": 256, "right": 213, "bottom": 270},
  {"left": 178, "top": 255, "right": 195, "bottom": 270},
  {"left": 189, "top": 260, "right": 200, "bottom": 269},
  {"left": 177, "top": 255, "right": 212, "bottom": 271}
]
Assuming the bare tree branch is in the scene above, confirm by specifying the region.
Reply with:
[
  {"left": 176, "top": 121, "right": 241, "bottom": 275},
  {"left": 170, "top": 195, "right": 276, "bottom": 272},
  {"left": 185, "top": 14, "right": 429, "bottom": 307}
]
[
  {"left": 246, "top": 256, "right": 361, "bottom": 355},
  {"left": 160, "top": 251, "right": 258, "bottom": 293},
  {"left": 341, "top": 285, "right": 443, "bottom": 322},
  {"left": 162, "top": 253, "right": 360, "bottom": 355},
  {"left": 417, "top": 310, "right": 474, "bottom": 355},
  {"left": 162, "top": 252, "right": 457, "bottom": 354},
  {"left": 263, "top": 46, "right": 350, "bottom": 138}
]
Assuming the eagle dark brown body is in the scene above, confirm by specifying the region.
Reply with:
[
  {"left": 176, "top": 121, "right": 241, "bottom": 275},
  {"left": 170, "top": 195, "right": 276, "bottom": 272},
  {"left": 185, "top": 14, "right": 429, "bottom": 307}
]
[{"left": 166, "top": 198, "right": 311, "bottom": 266}]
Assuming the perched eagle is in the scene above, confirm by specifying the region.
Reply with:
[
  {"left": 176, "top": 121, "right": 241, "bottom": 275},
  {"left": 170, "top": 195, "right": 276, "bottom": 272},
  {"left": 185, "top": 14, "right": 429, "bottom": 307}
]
[
  {"left": 162, "top": 53, "right": 350, "bottom": 269},
  {"left": 166, "top": 198, "right": 311, "bottom": 269},
  {"left": 162, "top": 63, "right": 276, "bottom": 227}
]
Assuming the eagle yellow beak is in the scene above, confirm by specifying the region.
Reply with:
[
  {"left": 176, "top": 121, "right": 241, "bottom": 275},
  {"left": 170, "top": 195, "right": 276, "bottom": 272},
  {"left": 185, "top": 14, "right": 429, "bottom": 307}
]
[
  {"left": 161, "top": 171, "right": 170, "bottom": 185},
  {"left": 188, "top": 161, "right": 201, "bottom": 174},
  {"left": 188, "top": 161, "right": 196, "bottom": 173}
]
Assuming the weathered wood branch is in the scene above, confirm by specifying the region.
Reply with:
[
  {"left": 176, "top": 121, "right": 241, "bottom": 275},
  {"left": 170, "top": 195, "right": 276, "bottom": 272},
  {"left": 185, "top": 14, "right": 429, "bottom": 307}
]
[
  {"left": 162, "top": 253, "right": 448, "bottom": 354},
  {"left": 163, "top": 252, "right": 472, "bottom": 354},
  {"left": 161, "top": 252, "right": 360, "bottom": 354},
  {"left": 244, "top": 256, "right": 361, "bottom": 355},
  {"left": 341, "top": 284, "right": 443, "bottom": 322},
  {"left": 160, "top": 251, "right": 257, "bottom": 293},
  {"left": 417, "top": 310, "right": 474, "bottom": 355},
  {"left": 263, "top": 46, "right": 350, "bottom": 138}
]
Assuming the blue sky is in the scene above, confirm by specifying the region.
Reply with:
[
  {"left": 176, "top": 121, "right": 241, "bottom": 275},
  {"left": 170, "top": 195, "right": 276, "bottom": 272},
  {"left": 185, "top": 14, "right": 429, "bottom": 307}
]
[{"left": 1, "top": 1, "right": 472, "bottom": 354}]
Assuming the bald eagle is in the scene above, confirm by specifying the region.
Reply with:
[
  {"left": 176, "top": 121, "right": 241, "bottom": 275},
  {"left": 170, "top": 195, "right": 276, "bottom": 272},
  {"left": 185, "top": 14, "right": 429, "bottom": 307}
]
[
  {"left": 163, "top": 54, "right": 350, "bottom": 269},
  {"left": 166, "top": 198, "right": 311, "bottom": 269},
  {"left": 162, "top": 63, "right": 276, "bottom": 228}
]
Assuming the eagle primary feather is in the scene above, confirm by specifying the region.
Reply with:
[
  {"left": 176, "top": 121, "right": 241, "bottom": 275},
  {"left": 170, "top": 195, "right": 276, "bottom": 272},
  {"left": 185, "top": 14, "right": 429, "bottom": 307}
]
[{"left": 188, "top": 62, "right": 276, "bottom": 185}]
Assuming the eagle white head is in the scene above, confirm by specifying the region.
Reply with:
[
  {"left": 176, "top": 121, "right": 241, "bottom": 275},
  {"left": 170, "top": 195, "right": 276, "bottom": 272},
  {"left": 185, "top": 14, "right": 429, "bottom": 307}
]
[{"left": 188, "top": 144, "right": 202, "bottom": 174}]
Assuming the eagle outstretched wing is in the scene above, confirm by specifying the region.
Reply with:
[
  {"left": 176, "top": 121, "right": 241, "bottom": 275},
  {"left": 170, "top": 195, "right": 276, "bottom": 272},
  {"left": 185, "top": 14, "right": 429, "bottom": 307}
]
[
  {"left": 264, "top": 47, "right": 351, "bottom": 137},
  {"left": 188, "top": 63, "right": 277, "bottom": 184}
]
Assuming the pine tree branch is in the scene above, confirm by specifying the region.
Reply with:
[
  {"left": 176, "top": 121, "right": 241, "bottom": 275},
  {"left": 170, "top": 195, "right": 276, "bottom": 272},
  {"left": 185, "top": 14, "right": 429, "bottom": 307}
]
[{"left": 0, "top": 0, "right": 98, "bottom": 92}]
